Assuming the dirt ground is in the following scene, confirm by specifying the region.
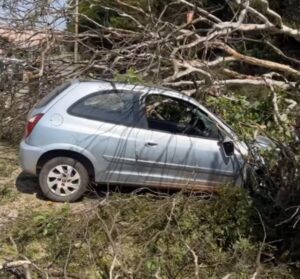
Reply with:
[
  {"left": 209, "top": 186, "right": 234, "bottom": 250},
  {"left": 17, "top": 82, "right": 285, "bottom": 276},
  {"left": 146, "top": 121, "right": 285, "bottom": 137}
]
[{"left": 0, "top": 141, "right": 101, "bottom": 229}]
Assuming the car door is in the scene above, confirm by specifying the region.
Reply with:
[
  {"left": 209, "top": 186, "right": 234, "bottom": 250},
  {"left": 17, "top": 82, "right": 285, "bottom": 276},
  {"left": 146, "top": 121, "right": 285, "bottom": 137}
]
[{"left": 135, "top": 93, "right": 240, "bottom": 190}]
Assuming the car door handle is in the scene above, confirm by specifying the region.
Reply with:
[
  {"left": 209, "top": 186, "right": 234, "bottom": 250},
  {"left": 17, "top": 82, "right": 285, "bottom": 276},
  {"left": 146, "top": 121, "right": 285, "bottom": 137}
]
[{"left": 145, "top": 141, "right": 158, "bottom": 146}]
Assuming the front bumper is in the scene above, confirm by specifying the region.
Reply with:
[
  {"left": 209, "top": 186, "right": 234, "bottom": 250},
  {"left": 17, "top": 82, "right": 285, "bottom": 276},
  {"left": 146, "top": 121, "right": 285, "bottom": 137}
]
[{"left": 19, "top": 140, "right": 44, "bottom": 176}]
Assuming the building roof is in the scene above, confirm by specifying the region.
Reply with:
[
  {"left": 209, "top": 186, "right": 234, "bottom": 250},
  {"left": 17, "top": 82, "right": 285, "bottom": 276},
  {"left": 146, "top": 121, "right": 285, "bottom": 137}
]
[{"left": 0, "top": 26, "right": 53, "bottom": 50}]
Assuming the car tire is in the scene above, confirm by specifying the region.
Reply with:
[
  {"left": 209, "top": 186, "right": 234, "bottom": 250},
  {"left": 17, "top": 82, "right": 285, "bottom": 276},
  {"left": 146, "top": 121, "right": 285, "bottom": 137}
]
[{"left": 39, "top": 157, "right": 89, "bottom": 202}]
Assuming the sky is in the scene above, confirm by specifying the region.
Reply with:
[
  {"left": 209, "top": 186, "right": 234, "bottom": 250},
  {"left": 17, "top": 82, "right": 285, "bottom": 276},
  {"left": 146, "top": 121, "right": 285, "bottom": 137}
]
[{"left": 0, "top": 0, "right": 68, "bottom": 30}]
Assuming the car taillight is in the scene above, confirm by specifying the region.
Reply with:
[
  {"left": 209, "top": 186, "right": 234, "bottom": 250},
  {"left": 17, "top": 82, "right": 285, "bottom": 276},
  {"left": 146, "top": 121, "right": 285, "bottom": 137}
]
[{"left": 24, "top": 114, "right": 44, "bottom": 138}]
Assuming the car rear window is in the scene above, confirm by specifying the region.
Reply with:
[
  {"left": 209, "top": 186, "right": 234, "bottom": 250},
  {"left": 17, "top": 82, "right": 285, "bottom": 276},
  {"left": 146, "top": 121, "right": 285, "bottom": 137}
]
[
  {"left": 68, "top": 90, "right": 137, "bottom": 126},
  {"left": 35, "top": 82, "right": 71, "bottom": 108}
]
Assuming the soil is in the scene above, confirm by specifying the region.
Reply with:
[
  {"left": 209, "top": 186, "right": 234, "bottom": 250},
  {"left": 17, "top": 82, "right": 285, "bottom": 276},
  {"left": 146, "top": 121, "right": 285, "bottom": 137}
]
[{"left": 0, "top": 141, "right": 100, "bottom": 229}]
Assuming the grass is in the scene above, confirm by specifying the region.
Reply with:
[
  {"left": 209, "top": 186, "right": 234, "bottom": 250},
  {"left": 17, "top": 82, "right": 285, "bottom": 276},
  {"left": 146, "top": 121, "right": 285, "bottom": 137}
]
[
  {"left": 0, "top": 143, "right": 297, "bottom": 278},
  {"left": 0, "top": 158, "right": 18, "bottom": 178},
  {"left": 0, "top": 187, "right": 295, "bottom": 278},
  {"left": 0, "top": 158, "right": 19, "bottom": 205},
  {"left": 0, "top": 183, "right": 16, "bottom": 204}
]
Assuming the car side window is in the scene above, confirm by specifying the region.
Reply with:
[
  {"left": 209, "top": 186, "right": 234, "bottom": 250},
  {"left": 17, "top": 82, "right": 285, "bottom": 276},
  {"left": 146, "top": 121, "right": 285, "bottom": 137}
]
[
  {"left": 68, "top": 90, "right": 137, "bottom": 126},
  {"left": 145, "top": 94, "right": 219, "bottom": 139}
]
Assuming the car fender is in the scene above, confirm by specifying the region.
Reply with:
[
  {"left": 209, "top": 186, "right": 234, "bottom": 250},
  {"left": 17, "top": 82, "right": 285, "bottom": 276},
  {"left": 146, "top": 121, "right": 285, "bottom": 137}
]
[{"left": 39, "top": 143, "right": 98, "bottom": 169}]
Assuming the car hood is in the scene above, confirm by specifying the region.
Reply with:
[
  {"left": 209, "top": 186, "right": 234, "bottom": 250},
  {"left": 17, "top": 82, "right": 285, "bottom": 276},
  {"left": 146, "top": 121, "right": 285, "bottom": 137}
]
[
  {"left": 253, "top": 135, "right": 275, "bottom": 150},
  {"left": 234, "top": 136, "right": 275, "bottom": 159}
]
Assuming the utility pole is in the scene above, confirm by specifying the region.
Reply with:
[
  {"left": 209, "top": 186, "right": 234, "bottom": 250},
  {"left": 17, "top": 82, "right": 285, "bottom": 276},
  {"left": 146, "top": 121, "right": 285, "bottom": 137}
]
[{"left": 74, "top": 0, "right": 79, "bottom": 63}]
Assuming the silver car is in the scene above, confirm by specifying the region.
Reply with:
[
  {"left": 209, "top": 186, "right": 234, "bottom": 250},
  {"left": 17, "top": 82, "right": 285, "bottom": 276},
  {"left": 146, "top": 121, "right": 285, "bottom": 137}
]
[{"left": 20, "top": 80, "right": 249, "bottom": 202}]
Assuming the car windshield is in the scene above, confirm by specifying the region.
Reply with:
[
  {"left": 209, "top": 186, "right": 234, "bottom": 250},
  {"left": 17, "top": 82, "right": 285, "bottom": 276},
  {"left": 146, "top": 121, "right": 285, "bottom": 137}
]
[
  {"left": 188, "top": 97, "right": 237, "bottom": 138},
  {"left": 216, "top": 115, "right": 235, "bottom": 133}
]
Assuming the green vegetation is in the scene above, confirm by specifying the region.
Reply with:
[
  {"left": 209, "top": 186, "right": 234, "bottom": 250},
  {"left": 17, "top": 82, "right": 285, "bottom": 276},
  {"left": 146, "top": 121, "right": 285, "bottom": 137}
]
[
  {"left": 206, "top": 87, "right": 297, "bottom": 142},
  {"left": 0, "top": 182, "right": 16, "bottom": 205},
  {"left": 0, "top": 187, "right": 295, "bottom": 278},
  {"left": 0, "top": 158, "right": 17, "bottom": 178},
  {"left": 114, "top": 68, "right": 146, "bottom": 84},
  {"left": 0, "top": 157, "right": 18, "bottom": 204},
  {"left": 69, "top": 0, "right": 151, "bottom": 32}
]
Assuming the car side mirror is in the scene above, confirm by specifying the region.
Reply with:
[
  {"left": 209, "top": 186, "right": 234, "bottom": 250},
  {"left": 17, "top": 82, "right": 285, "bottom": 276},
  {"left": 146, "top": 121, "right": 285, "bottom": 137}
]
[{"left": 222, "top": 140, "right": 234, "bottom": 156}]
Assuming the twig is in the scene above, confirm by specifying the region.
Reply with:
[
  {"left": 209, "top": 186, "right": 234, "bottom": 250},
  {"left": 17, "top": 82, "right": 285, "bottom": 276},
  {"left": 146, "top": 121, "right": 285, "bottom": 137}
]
[{"left": 0, "top": 260, "right": 32, "bottom": 279}]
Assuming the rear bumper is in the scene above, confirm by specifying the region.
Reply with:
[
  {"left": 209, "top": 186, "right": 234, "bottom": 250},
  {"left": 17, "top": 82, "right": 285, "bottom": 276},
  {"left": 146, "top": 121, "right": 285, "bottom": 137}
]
[{"left": 19, "top": 140, "right": 44, "bottom": 176}]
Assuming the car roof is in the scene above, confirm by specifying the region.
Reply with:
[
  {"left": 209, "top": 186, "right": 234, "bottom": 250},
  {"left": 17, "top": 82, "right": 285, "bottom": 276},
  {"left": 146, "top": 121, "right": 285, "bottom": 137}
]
[{"left": 77, "top": 79, "right": 196, "bottom": 104}]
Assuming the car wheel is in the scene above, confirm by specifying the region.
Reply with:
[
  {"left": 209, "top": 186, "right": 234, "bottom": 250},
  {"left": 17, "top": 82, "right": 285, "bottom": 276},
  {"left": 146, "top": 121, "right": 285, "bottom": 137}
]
[{"left": 39, "top": 157, "right": 89, "bottom": 202}]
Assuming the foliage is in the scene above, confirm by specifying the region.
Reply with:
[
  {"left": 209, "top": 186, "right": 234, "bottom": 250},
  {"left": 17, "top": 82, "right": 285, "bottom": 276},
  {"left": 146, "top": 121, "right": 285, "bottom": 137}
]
[
  {"left": 68, "top": 0, "right": 151, "bottom": 32},
  {"left": 206, "top": 87, "right": 297, "bottom": 143},
  {"left": 205, "top": 87, "right": 300, "bottom": 271},
  {"left": 268, "top": 0, "right": 300, "bottom": 25},
  {"left": 0, "top": 187, "right": 295, "bottom": 278},
  {"left": 114, "top": 68, "right": 146, "bottom": 84}
]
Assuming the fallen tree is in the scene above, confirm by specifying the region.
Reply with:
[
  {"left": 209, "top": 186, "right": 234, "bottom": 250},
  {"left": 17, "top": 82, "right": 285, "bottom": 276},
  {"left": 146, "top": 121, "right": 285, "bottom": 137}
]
[{"left": 0, "top": 1, "right": 299, "bottom": 276}]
